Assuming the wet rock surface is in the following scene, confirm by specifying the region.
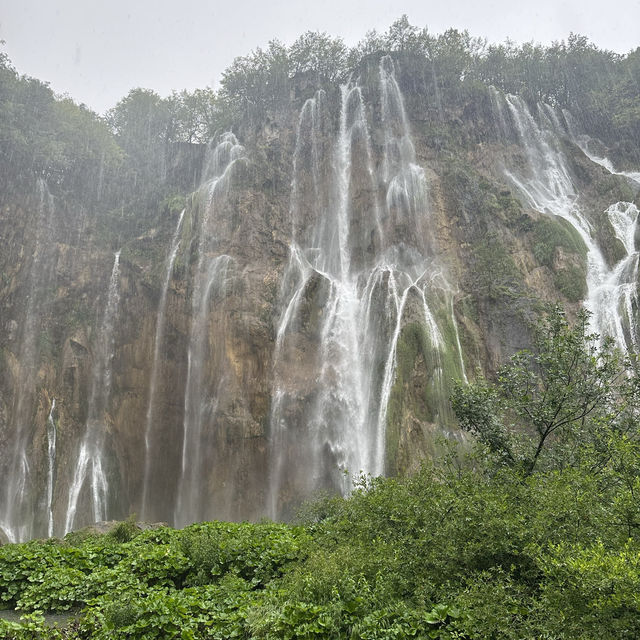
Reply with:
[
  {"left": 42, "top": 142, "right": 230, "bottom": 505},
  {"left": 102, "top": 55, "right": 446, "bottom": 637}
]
[{"left": 0, "top": 56, "right": 638, "bottom": 541}]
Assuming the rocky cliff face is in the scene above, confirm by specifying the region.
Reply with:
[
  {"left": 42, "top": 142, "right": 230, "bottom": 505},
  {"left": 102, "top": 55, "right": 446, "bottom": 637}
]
[{"left": 1, "top": 53, "right": 639, "bottom": 542}]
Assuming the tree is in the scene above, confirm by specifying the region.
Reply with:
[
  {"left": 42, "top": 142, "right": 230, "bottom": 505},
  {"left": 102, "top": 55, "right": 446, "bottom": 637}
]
[
  {"left": 168, "top": 88, "right": 219, "bottom": 144},
  {"left": 451, "top": 307, "right": 640, "bottom": 475},
  {"left": 384, "top": 15, "right": 421, "bottom": 52},
  {"left": 219, "top": 40, "right": 290, "bottom": 122},
  {"left": 289, "top": 31, "right": 349, "bottom": 82}
]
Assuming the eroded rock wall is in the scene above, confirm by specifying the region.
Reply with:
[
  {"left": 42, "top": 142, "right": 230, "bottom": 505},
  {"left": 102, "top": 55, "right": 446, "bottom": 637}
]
[{"left": 1, "top": 53, "right": 638, "bottom": 540}]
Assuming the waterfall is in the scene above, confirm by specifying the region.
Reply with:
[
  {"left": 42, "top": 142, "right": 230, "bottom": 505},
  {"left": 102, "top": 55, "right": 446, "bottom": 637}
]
[
  {"left": 141, "top": 208, "right": 185, "bottom": 519},
  {"left": 558, "top": 112, "right": 640, "bottom": 348},
  {"left": 592, "top": 157, "right": 640, "bottom": 185},
  {"left": 495, "top": 91, "right": 640, "bottom": 351},
  {"left": 0, "top": 179, "right": 57, "bottom": 543},
  {"left": 46, "top": 399, "right": 57, "bottom": 538},
  {"left": 64, "top": 251, "right": 122, "bottom": 533},
  {"left": 582, "top": 154, "right": 640, "bottom": 186},
  {"left": 585, "top": 202, "right": 640, "bottom": 349},
  {"left": 451, "top": 297, "right": 468, "bottom": 384},
  {"left": 560, "top": 109, "right": 640, "bottom": 186},
  {"left": 379, "top": 54, "right": 429, "bottom": 247},
  {"left": 174, "top": 134, "right": 245, "bottom": 527},
  {"left": 268, "top": 56, "right": 458, "bottom": 518}
]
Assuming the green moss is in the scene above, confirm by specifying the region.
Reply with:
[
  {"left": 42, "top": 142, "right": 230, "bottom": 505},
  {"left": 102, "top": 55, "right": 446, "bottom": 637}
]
[
  {"left": 386, "top": 323, "right": 425, "bottom": 475},
  {"left": 531, "top": 215, "right": 587, "bottom": 268},
  {"left": 459, "top": 295, "right": 479, "bottom": 324},
  {"left": 470, "top": 234, "right": 522, "bottom": 301},
  {"left": 592, "top": 172, "right": 635, "bottom": 201},
  {"left": 161, "top": 193, "right": 186, "bottom": 216},
  {"left": 386, "top": 298, "right": 466, "bottom": 476},
  {"left": 38, "top": 330, "right": 54, "bottom": 359},
  {"left": 529, "top": 215, "right": 588, "bottom": 300},
  {"left": 553, "top": 265, "right": 588, "bottom": 302},
  {"left": 593, "top": 211, "right": 627, "bottom": 267},
  {"left": 64, "top": 299, "right": 92, "bottom": 332},
  {"left": 498, "top": 189, "right": 524, "bottom": 220}
]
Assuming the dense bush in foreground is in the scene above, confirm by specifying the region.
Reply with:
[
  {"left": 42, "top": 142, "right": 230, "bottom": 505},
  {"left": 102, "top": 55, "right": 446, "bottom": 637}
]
[
  {"left": 2, "top": 309, "right": 639, "bottom": 639},
  {"left": 1, "top": 461, "right": 639, "bottom": 639}
]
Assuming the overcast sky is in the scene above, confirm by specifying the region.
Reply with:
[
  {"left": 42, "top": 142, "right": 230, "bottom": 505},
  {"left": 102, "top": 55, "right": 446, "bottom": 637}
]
[{"left": 0, "top": 0, "right": 638, "bottom": 114}]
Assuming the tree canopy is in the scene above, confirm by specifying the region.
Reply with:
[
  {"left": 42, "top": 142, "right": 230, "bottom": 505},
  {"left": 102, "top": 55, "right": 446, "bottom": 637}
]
[
  {"left": 452, "top": 307, "right": 640, "bottom": 475},
  {"left": 3, "top": 15, "right": 640, "bottom": 210}
]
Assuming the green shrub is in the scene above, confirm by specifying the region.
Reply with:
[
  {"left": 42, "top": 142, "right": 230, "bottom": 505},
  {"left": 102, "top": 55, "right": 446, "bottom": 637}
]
[
  {"left": 107, "top": 517, "right": 141, "bottom": 543},
  {"left": 180, "top": 521, "right": 309, "bottom": 587}
]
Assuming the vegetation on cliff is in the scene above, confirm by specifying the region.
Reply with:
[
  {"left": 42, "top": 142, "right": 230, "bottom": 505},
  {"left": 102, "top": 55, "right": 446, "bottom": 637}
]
[
  {"left": 2, "top": 308, "right": 640, "bottom": 639},
  {"left": 2, "top": 15, "right": 639, "bottom": 213}
]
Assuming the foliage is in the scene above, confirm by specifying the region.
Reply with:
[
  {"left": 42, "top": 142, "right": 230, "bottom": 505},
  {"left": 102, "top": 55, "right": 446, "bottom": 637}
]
[
  {"left": 452, "top": 307, "right": 640, "bottom": 475},
  {"left": 0, "top": 50, "right": 123, "bottom": 203},
  {"left": 3, "top": 14, "right": 639, "bottom": 226},
  {"left": 0, "top": 611, "right": 66, "bottom": 640},
  {"left": 531, "top": 215, "right": 587, "bottom": 267},
  {"left": 179, "top": 521, "right": 309, "bottom": 587},
  {"left": 289, "top": 32, "right": 349, "bottom": 82},
  {"left": 2, "top": 443, "right": 640, "bottom": 637}
]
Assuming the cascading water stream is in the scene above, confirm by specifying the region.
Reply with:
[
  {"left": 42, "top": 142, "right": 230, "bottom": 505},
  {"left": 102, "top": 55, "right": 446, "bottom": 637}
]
[
  {"left": 451, "top": 297, "right": 469, "bottom": 384},
  {"left": 373, "top": 268, "right": 444, "bottom": 473},
  {"left": 582, "top": 153, "right": 640, "bottom": 186},
  {"left": 585, "top": 202, "right": 640, "bottom": 349},
  {"left": 543, "top": 105, "right": 640, "bottom": 348},
  {"left": 0, "top": 179, "right": 57, "bottom": 543},
  {"left": 46, "top": 399, "right": 57, "bottom": 538},
  {"left": 268, "top": 56, "right": 460, "bottom": 518},
  {"left": 380, "top": 55, "right": 429, "bottom": 247},
  {"left": 174, "top": 134, "right": 244, "bottom": 527},
  {"left": 560, "top": 110, "right": 640, "bottom": 186},
  {"left": 140, "top": 208, "right": 185, "bottom": 519},
  {"left": 64, "top": 250, "right": 122, "bottom": 533},
  {"left": 497, "top": 92, "right": 640, "bottom": 351}
]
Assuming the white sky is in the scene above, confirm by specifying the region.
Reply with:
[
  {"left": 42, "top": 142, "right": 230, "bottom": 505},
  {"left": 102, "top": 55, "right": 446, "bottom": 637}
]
[{"left": 0, "top": 0, "right": 638, "bottom": 114}]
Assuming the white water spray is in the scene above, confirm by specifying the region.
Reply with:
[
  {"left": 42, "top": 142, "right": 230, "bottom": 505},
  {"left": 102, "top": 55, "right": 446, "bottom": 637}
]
[
  {"left": 174, "top": 134, "right": 244, "bottom": 527},
  {"left": 141, "top": 209, "right": 185, "bottom": 519},
  {"left": 498, "top": 92, "right": 640, "bottom": 351},
  {"left": 268, "top": 57, "right": 462, "bottom": 518},
  {"left": 0, "top": 179, "right": 57, "bottom": 542},
  {"left": 64, "top": 251, "right": 121, "bottom": 533},
  {"left": 46, "top": 399, "right": 57, "bottom": 538}
]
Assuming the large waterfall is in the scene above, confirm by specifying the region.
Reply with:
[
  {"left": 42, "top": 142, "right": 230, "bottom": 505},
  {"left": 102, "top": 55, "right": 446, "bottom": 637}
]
[
  {"left": 0, "top": 180, "right": 57, "bottom": 543},
  {"left": 141, "top": 208, "right": 185, "bottom": 520},
  {"left": 586, "top": 201, "right": 640, "bottom": 349},
  {"left": 3, "top": 57, "right": 640, "bottom": 543},
  {"left": 46, "top": 399, "right": 57, "bottom": 538},
  {"left": 174, "top": 135, "right": 245, "bottom": 527},
  {"left": 268, "top": 56, "right": 460, "bottom": 517}
]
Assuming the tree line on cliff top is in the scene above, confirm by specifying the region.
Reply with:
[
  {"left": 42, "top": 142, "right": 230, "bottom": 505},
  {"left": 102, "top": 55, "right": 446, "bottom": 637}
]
[{"left": 1, "top": 16, "right": 639, "bottom": 215}]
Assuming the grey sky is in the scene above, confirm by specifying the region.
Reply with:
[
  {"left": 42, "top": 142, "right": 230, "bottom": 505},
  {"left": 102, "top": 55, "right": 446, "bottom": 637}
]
[{"left": 1, "top": 0, "right": 638, "bottom": 114}]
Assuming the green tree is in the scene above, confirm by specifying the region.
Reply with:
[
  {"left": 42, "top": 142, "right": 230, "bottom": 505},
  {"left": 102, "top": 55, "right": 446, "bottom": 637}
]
[
  {"left": 219, "top": 40, "right": 290, "bottom": 122},
  {"left": 451, "top": 308, "right": 640, "bottom": 475},
  {"left": 289, "top": 31, "right": 349, "bottom": 82},
  {"left": 168, "top": 88, "right": 219, "bottom": 143}
]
